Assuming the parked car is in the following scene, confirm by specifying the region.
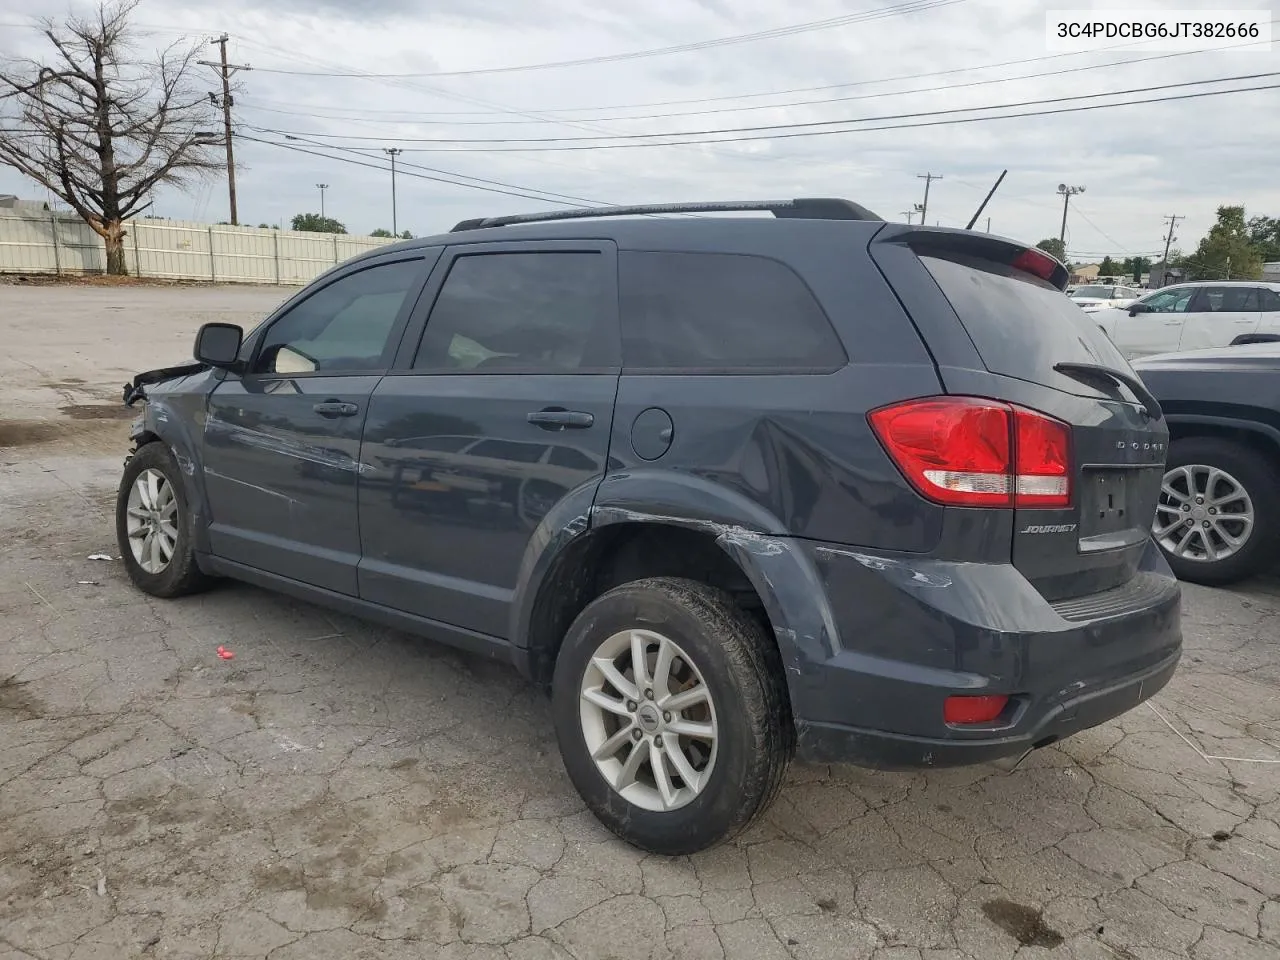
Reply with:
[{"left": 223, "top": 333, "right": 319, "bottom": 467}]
[
  {"left": 1069, "top": 283, "right": 1142, "bottom": 313},
  {"left": 1131, "top": 342, "right": 1280, "bottom": 585},
  {"left": 1094, "top": 281, "right": 1280, "bottom": 358},
  {"left": 116, "top": 200, "right": 1182, "bottom": 854}
]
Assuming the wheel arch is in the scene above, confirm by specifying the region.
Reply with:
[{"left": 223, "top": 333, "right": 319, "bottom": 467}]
[
  {"left": 128, "top": 398, "right": 214, "bottom": 556},
  {"left": 1165, "top": 414, "right": 1280, "bottom": 468},
  {"left": 512, "top": 474, "right": 841, "bottom": 720}
]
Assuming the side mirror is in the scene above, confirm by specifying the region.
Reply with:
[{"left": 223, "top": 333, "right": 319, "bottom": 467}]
[
  {"left": 1128, "top": 302, "right": 1151, "bottom": 316},
  {"left": 194, "top": 322, "right": 244, "bottom": 370}
]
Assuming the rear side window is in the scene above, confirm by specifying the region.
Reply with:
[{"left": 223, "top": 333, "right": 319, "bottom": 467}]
[
  {"left": 414, "top": 252, "right": 615, "bottom": 372},
  {"left": 1194, "top": 287, "right": 1259, "bottom": 312},
  {"left": 920, "top": 253, "right": 1132, "bottom": 391},
  {"left": 1261, "top": 288, "right": 1280, "bottom": 312},
  {"left": 618, "top": 251, "right": 846, "bottom": 371}
]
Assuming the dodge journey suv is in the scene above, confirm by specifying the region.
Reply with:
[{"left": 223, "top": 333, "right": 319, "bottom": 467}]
[{"left": 117, "top": 199, "right": 1183, "bottom": 854}]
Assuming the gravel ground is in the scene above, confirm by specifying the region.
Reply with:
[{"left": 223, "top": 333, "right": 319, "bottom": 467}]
[{"left": 2, "top": 285, "right": 1279, "bottom": 960}]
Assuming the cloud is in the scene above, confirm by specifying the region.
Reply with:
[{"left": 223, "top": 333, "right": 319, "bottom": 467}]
[{"left": 2, "top": 0, "right": 1277, "bottom": 257}]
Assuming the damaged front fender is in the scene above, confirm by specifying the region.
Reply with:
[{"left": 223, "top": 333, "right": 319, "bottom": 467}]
[{"left": 122, "top": 361, "right": 209, "bottom": 407}]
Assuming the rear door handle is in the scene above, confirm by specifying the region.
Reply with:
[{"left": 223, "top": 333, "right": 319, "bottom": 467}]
[
  {"left": 527, "top": 407, "right": 594, "bottom": 430},
  {"left": 313, "top": 400, "right": 359, "bottom": 418}
]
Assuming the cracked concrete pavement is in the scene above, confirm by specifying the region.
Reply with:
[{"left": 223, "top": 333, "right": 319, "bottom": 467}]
[{"left": 2, "top": 284, "right": 1279, "bottom": 959}]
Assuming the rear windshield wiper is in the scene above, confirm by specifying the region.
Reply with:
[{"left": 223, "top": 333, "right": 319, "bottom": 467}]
[{"left": 1052, "top": 361, "right": 1163, "bottom": 422}]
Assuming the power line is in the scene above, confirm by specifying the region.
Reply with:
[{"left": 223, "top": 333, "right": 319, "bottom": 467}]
[
  {"left": 226, "top": 35, "right": 782, "bottom": 169},
  {"left": 262, "top": 132, "right": 608, "bottom": 206},
  {"left": 236, "top": 134, "right": 609, "bottom": 208},
  {"left": 234, "top": 39, "right": 1275, "bottom": 128},
  {"left": 244, "top": 72, "right": 1280, "bottom": 147},
  {"left": 246, "top": 0, "right": 966, "bottom": 79},
  {"left": 1070, "top": 203, "right": 1136, "bottom": 254}
]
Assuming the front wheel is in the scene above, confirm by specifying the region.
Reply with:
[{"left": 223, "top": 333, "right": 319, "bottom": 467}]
[
  {"left": 551, "top": 577, "right": 791, "bottom": 855},
  {"left": 1153, "top": 437, "right": 1280, "bottom": 586},
  {"left": 115, "top": 441, "right": 211, "bottom": 598}
]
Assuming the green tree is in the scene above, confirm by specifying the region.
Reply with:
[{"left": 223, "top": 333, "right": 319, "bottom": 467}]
[
  {"left": 1035, "top": 237, "right": 1066, "bottom": 263},
  {"left": 372, "top": 228, "right": 413, "bottom": 239},
  {"left": 1247, "top": 215, "right": 1280, "bottom": 262},
  {"left": 1186, "top": 206, "right": 1263, "bottom": 280},
  {"left": 1098, "top": 255, "right": 1118, "bottom": 276},
  {"left": 291, "top": 212, "right": 346, "bottom": 234},
  {"left": 1121, "top": 256, "right": 1151, "bottom": 282}
]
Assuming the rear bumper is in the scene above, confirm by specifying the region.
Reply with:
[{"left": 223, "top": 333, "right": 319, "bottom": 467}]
[
  {"left": 796, "top": 649, "right": 1178, "bottom": 767},
  {"left": 787, "top": 537, "right": 1182, "bottom": 768}
]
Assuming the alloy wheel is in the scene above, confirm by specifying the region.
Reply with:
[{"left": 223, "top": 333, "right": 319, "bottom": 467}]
[{"left": 578, "top": 628, "right": 719, "bottom": 812}]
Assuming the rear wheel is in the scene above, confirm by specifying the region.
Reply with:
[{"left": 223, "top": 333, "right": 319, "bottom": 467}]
[
  {"left": 551, "top": 577, "right": 791, "bottom": 855},
  {"left": 116, "top": 442, "right": 211, "bottom": 598},
  {"left": 1153, "top": 437, "right": 1280, "bottom": 585}
]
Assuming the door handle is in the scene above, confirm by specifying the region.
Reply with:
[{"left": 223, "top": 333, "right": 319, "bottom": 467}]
[
  {"left": 527, "top": 407, "right": 594, "bottom": 430},
  {"left": 313, "top": 400, "right": 359, "bottom": 418}
]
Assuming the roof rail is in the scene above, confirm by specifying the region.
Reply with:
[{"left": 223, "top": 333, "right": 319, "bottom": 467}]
[{"left": 449, "top": 197, "right": 882, "bottom": 232}]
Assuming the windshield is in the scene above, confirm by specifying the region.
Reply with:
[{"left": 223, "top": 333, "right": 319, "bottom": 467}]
[
  {"left": 1071, "top": 286, "right": 1112, "bottom": 299},
  {"left": 920, "top": 253, "right": 1135, "bottom": 398}
]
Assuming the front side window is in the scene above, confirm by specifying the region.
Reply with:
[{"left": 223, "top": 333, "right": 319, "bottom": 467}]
[
  {"left": 1260, "top": 288, "right": 1280, "bottom": 312},
  {"left": 1138, "top": 287, "right": 1195, "bottom": 314},
  {"left": 618, "top": 251, "right": 845, "bottom": 370},
  {"left": 413, "top": 252, "right": 614, "bottom": 372},
  {"left": 255, "top": 259, "right": 423, "bottom": 374}
]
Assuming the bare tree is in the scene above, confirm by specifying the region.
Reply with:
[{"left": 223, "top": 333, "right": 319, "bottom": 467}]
[{"left": 0, "top": 1, "right": 221, "bottom": 275}]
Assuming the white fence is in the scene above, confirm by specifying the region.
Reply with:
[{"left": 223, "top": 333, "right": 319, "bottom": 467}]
[{"left": 0, "top": 213, "right": 396, "bottom": 285}]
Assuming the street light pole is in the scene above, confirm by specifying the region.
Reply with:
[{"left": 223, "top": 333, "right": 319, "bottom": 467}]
[
  {"left": 1057, "top": 183, "right": 1085, "bottom": 246},
  {"left": 383, "top": 148, "right": 402, "bottom": 236},
  {"left": 317, "top": 183, "right": 329, "bottom": 222}
]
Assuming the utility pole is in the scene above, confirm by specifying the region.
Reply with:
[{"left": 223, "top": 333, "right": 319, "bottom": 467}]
[
  {"left": 199, "top": 37, "right": 251, "bottom": 226},
  {"left": 317, "top": 184, "right": 329, "bottom": 221},
  {"left": 916, "top": 173, "right": 941, "bottom": 226},
  {"left": 1057, "top": 184, "right": 1086, "bottom": 246},
  {"left": 900, "top": 209, "right": 915, "bottom": 224},
  {"left": 1160, "top": 214, "right": 1184, "bottom": 265},
  {"left": 383, "top": 148, "right": 402, "bottom": 236},
  {"left": 986, "top": 217, "right": 991, "bottom": 233}
]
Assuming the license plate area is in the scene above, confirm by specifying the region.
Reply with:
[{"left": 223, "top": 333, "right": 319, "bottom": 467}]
[{"left": 1081, "top": 468, "right": 1132, "bottom": 537}]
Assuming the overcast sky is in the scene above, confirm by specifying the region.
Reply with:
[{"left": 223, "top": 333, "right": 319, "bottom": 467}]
[{"left": 2, "top": 0, "right": 1278, "bottom": 261}]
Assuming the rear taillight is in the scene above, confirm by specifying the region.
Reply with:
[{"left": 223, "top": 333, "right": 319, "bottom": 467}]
[{"left": 868, "top": 397, "right": 1072, "bottom": 509}]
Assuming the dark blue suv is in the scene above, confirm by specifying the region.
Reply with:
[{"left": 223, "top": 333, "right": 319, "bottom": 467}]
[{"left": 117, "top": 199, "right": 1182, "bottom": 854}]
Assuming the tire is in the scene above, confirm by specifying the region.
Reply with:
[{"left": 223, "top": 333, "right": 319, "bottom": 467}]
[
  {"left": 1154, "top": 437, "right": 1280, "bottom": 586},
  {"left": 551, "top": 577, "right": 792, "bottom": 855},
  {"left": 115, "top": 441, "right": 212, "bottom": 598}
]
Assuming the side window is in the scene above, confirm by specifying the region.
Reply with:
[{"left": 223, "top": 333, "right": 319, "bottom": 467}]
[
  {"left": 413, "top": 252, "right": 614, "bottom": 372},
  {"left": 1195, "top": 287, "right": 1259, "bottom": 313},
  {"left": 1260, "top": 288, "right": 1280, "bottom": 312},
  {"left": 1141, "top": 288, "right": 1195, "bottom": 314},
  {"left": 255, "top": 259, "right": 423, "bottom": 374},
  {"left": 618, "top": 251, "right": 846, "bottom": 370}
]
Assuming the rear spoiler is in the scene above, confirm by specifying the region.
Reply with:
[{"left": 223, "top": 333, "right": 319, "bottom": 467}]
[{"left": 873, "top": 224, "right": 1071, "bottom": 291}]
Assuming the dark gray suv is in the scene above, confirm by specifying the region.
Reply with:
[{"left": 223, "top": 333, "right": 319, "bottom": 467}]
[{"left": 117, "top": 199, "right": 1182, "bottom": 854}]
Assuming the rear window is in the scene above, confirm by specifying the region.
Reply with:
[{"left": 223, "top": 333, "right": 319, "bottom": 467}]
[{"left": 920, "top": 253, "right": 1134, "bottom": 394}]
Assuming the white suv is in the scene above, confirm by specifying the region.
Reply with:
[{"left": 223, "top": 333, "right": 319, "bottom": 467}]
[{"left": 1093, "top": 281, "right": 1280, "bottom": 358}]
